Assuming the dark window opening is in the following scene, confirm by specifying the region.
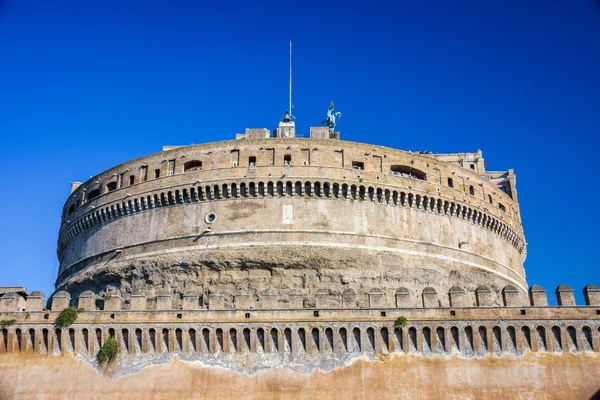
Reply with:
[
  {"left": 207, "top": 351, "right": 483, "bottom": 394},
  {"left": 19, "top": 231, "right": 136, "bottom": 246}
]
[
  {"left": 469, "top": 186, "right": 475, "bottom": 196},
  {"left": 129, "top": 175, "right": 135, "bottom": 185},
  {"left": 67, "top": 204, "right": 76, "bottom": 215},
  {"left": 183, "top": 160, "right": 203, "bottom": 172},
  {"left": 499, "top": 203, "right": 506, "bottom": 213},
  {"left": 488, "top": 194, "right": 493, "bottom": 204},
  {"left": 284, "top": 154, "right": 292, "bottom": 166},
  {"left": 249, "top": 156, "right": 256, "bottom": 166},
  {"left": 154, "top": 169, "right": 161, "bottom": 179},
  {"left": 140, "top": 166, "right": 148, "bottom": 182},
  {"left": 447, "top": 178, "right": 454, "bottom": 188},
  {"left": 352, "top": 161, "right": 364, "bottom": 170},
  {"left": 470, "top": 164, "right": 475, "bottom": 170},
  {"left": 87, "top": 189, "right": 100, "bottom": 200},
  {"left": 390, "top": 165, "right": 427, "bottom": 180},
  {"left": 106, "top": 182, "right": 117, "bottom": 192}
]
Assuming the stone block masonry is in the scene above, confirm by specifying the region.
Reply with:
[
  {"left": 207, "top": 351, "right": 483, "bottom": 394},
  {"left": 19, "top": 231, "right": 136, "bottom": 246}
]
[{"left": 56, "top": 138, "right": 526, "bottom": 304}]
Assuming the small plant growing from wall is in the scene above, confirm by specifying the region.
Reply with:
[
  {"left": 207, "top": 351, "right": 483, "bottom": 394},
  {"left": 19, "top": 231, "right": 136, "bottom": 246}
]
[
  {"left": 97, "top": 335, "right": 119, "bottom": 365},
  {"left": 394, "top": 316, "right": 408, "bottom": 329},
  {"left": 55, "top": 307, "right": 84, "bottom": 328},
  {"left": 0, "top": 319, "right": 17, "bottom": 328}
]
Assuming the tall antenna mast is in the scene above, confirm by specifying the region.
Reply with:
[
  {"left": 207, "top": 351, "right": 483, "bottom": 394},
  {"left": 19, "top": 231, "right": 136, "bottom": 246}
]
[{"left": 289, "top": 40, "right": 293, "bottom": 116}]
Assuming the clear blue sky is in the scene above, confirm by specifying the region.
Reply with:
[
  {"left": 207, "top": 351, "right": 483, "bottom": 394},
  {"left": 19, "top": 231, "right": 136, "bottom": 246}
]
[{"left": 0, "top": 1, "right": 598, "bottom": 304}]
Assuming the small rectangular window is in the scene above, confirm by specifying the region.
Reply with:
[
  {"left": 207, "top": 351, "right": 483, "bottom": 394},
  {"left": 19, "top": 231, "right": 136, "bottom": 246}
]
[
  {"left": 140, "top": 166, "right": 148, "bottom": 182},
  {"left": 284, "top": 154, "right": 292, "bottom": 166},
  {"left": 154, "top": 169, "right": 161, "bottom": 179},
  {"left": 230, "top": 149, "right": 240, "bottom": 167},
  {"left": 129, "top": 175, "right": 135, "bottom": 185},
  {"left": 301, "top": 149, "right": 310, "bottom": 166},
  {"left": 447, "top": 178, "right": 454, "bottom": 188},
  {"left": 168, "top": 159, "right": 176, "bottom": 176},
  {"left": 352, "top": 161, "right": 364, "bottom": 170},
  {"left": 499, "top": 203, "right": 506, "bottom": 213},
  {"left": 469, "top": 186, "right": 475, "bottom": 195},
  {"left": 470, "top": 164, "right": 475, "bottom": 170},
  {"left": 248, "top": 156, "right": 257, "bottom": 170}
]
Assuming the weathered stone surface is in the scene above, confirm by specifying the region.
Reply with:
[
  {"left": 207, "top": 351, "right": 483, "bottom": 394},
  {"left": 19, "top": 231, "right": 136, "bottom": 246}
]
[
  {"left": 1, "top": 352, "right": 599, "bottom": 399},
  {"left": 50, "top": 291, "right": 70, "bottom": 311},
  {"left": 556, "top": 284, "right": 576, "bottom": 306},
  {"left": 584, "top": 284, "right": 600, "bottom": 306},
  {"left": 529, "top": 284, "right": 548, "bottom": 306},
  {"left": 56, "top": 140, "right": 526, "bottom": 305},
  {"left": 0, "top": 293, "right": 22, "bottom": 312},
  {"left": 24, "top": 291, "right": 45, "bottom": 311}
]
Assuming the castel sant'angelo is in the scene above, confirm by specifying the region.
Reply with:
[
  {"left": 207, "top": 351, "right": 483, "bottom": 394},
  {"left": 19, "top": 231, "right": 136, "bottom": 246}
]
[{"left": 0, "top": 106, "right": 599, "bottom": 399}]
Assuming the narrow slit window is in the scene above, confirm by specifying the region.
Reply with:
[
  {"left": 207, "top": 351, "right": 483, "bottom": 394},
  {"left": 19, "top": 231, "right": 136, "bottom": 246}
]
[
  {"left": 140, "top": 166, "right": 148, "bottom": 182},
  {"left": 168, "top": 160, "right": 176, "bottom": 176}
]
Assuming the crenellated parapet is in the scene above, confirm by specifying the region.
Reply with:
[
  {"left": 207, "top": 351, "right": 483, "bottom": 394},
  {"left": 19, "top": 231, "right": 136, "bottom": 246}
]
[
  {"left": 0, "top": 300, "right": 598, "bottom": 362},
  {"left": 1, "top": 284, "right": 598, "bottom": 370},
  {"left": 1, "top": 284, "right": 598, "bottom": 313}
]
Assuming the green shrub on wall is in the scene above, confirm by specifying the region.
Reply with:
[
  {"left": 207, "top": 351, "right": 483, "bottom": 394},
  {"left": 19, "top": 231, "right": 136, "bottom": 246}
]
[
  {"left": 98, "top": 336, "right": 119, "bottom": 365},
  {"left": 0, "top": 319, "right": 16, "bottom": 328},
  {"left": 394, "top": 316, "right": 408, "bottom": 329},
  {"left": 55, "top": 307, "right": 84, "bottom": 328}
]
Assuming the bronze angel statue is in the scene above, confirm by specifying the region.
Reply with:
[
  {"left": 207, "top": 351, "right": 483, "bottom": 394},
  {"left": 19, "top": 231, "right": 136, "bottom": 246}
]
[{"left": 321, "top": 102, "right": 341, "bottom": 133}]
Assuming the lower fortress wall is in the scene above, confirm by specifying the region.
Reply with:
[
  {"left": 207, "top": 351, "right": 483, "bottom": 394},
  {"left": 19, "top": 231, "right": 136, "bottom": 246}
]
[
  {"left": 1, "top": 352, "right": 599, "bottom": 400},
  {"left": 1, "top": 287, "right": 599, "bottom": 399}
]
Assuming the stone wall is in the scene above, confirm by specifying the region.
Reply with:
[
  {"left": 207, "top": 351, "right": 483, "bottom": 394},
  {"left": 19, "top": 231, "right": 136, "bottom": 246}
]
[
  {"left": 2, "top": 285, "right": 598, "bottom": 398},
  {"left": 55, "top": 139, "right": 526, "bottom": 299},
  {"left": 1, "top": 353, "right": 598, "bottom": 399},
  {"left": 1, "top": 285, "right": 598, "bottom": 363}
]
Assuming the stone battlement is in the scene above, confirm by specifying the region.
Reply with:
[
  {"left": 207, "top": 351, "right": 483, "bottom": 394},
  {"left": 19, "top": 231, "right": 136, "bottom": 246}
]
[
  {"left": 1, "top": 295, "right": 598, "bottom": 372},
  {"left": 1, "top": 284, "right": 597, "bottom": 313}
]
